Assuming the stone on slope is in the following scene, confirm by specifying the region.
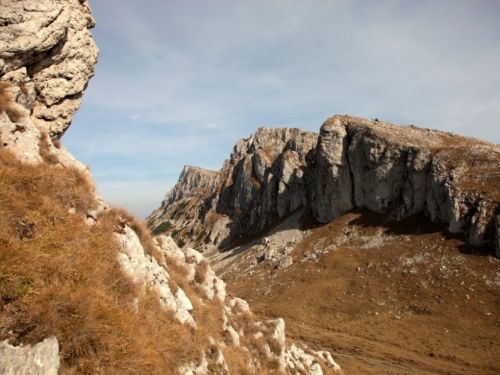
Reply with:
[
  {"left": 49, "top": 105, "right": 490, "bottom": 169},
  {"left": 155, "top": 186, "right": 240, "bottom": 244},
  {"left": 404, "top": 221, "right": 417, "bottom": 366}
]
[{"left": 0, "top": 336, "right": 60, "bottom": 375}]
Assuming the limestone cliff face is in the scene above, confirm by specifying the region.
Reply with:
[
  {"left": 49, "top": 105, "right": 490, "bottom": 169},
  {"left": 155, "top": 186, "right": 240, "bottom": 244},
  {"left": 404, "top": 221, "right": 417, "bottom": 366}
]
[
  {"left": 312, "top": 115, "right": 499, "bottom": 251},
  {"left": 150, "top": 117, "right": 500, "bottom": 254},
  {"left": 149, "top": 127, "right": 318, "bottom": 249},
  {"left": 0, "top": 0, "right": 98, "bottom": 164}
]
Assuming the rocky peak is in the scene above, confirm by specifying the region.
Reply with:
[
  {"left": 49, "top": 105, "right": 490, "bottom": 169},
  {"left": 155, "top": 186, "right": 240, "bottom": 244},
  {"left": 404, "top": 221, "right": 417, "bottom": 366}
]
[
  {"left": 163, "top": 165, "right": 218, "bottom": 207},
  {"left": 150, "top": 115, "right": 500, "bottom": 255},
  {"left": 148, "top": 127, "right": 319, "bottom": 249}
]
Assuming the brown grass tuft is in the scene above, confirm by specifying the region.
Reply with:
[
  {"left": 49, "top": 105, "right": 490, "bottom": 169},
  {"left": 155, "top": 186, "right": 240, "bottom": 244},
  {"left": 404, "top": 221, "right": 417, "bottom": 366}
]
[{"left": 194, "top": 260, "right": 210, "bottom": 284}]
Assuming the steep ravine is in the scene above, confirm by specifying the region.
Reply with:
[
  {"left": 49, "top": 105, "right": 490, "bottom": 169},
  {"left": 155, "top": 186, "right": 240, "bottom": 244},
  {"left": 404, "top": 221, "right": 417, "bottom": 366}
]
[{"left": 0, "top": 1, "right": 343, "bottom": 374}]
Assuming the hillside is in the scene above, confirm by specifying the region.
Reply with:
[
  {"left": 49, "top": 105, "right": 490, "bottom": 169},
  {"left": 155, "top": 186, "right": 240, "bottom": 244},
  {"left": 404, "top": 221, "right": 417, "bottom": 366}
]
[
  {"left": 0, "top": 1, "right": 342, "bottom": 374},
  {"left": 150, "top": 118, "right": 500, "bottom": 373},
  {"left": 149, "top": 116, "right": 499, "bottom": 255}
]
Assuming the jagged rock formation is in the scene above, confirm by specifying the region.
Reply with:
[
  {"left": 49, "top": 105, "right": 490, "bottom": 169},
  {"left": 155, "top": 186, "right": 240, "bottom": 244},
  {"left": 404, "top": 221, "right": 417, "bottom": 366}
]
[
  {"left": 0, "top": 1, "right": 342, "bottom": 374},
  {"left": 148, "top": 165, "right": 219, "bottom": 239},
  {"left": 149, "top": 127, "right": 318, "bottom": 248},
  {"left": 149, "top": 117, "right": 500, "bottom": 255},
  {"left": 0, "top": 0, "right": 98, "bottom": 165},
  {"left": 117, "top": 229, "right": 343, "bottom": 374}
]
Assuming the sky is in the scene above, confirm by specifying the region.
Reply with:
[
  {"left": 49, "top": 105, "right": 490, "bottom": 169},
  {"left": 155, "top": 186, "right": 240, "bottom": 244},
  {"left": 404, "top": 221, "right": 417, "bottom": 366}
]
[{"left": 64, "top": 0, "right": 500, "bottom": 218}]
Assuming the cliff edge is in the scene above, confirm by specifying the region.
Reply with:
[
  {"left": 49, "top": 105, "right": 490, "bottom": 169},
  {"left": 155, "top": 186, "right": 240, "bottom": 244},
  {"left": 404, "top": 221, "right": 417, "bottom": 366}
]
[{"left": 149, "top": 116, "right": 500, "bottom": 256}]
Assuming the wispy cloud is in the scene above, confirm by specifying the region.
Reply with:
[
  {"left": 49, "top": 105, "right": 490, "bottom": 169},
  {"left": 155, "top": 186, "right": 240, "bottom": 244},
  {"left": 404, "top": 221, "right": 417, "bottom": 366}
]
[{"left": 66, "top": 0, "right": 500, "bottom": 217}]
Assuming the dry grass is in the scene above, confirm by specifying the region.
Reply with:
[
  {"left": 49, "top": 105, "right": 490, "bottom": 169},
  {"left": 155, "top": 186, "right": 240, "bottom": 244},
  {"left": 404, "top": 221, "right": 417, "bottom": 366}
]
[
  {"left": 0, "top": 149, "right": 202, "bottom": 374},
  {"left": 194, "top": 260, "right": 210, "bottom": 284},
  {"left": 221, "top": 346, "right": 256, "bottom": 374},
  {"left": 0, "top": 81, "right": 24, "bottom": 123},
  {"left": 0, "top": 147, "right": 293, "bottom": 374},
  {"left": 228, "top": 211, "right": 500, "bottom": 374}
]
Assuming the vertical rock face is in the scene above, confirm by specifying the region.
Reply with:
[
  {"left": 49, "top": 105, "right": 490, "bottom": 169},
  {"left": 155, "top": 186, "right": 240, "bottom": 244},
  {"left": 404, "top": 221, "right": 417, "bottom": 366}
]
[
  {"left": 311, "top": 116, "right": 353, "bottom": 222},
  {"left": 216, "top": 128, "right": 317, "bottom": 240},
  {"left": 311, "top": 115, "right": 500, "bottom": 250},
  {"left": 148, "top": 127, "right": 318, "bottom": 249},
  {"left": 151, "top": 116, "right": 499, "bottom": 254},
  {"left": 0, "top": 0, "right": 98, "bottom": 163}
]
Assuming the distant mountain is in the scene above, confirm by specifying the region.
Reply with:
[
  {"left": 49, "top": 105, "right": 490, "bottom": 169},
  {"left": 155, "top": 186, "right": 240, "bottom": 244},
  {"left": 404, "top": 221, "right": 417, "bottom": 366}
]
[{"left": 149, "top": 116, "right": 500, "bottom": 256}]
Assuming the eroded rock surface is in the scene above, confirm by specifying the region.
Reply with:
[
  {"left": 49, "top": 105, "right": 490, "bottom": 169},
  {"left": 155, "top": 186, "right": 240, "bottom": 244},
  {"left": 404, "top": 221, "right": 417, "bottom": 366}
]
[
  {"left": 149, "top": 127, "right": 318, "bottom": 250},
  {"left": 0, "top": 0, "right": 98, "bottom": 164},
  {"left": 0, "top": 336, "right": 60, "bottom": 375},
  {"left": 312, "top": 115, "right": 500, "bottom": 250},
  {"left": 150, "top": 116, "right": 500, "bottom": 254},
  {"left": 116, "top": 227, "right": 342, "bottom": 375}
]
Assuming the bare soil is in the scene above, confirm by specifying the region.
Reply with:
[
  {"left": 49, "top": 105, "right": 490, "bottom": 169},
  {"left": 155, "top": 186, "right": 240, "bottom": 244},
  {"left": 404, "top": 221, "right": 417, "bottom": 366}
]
[{"left": 223, "top": 211, "right": 500, "bottom": 374}]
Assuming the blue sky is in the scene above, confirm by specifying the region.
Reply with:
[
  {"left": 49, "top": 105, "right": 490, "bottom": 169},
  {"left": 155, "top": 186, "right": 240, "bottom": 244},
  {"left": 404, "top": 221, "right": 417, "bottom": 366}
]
[{"left": 65, "top": 0, "right": 500, "bottom": 218}]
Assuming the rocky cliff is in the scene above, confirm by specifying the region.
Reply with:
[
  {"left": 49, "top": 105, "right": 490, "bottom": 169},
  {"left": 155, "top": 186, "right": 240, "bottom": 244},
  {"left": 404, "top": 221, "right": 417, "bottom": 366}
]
[
  {"left": 149, "top": 117, "right": 500, "bottom": 255},
  {"left": 149, "top": 127, "right": 318, "bottom": 248},
  {"left": 0, "top": 1, "right": 342, "bottom": 374},
  {"left": 0, "top": 0, "right": 98, "bottom": 165}
]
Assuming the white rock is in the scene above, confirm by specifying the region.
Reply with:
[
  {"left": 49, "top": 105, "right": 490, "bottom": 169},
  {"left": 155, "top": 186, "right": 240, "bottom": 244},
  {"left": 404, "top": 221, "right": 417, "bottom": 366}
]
[{"left": 0, "top": 336, "right": 60, "bottom": 375}]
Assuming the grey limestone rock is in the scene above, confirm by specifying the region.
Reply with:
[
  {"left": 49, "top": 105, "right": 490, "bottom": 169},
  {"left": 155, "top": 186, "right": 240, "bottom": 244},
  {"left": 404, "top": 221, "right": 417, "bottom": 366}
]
[
  {"left": 311, "top": 115, "right": 500, "bottom": 251},
  {"left": 151, "top": 115, "right": 499, "bottom": 254},
  {"left": 0, "top": 336, "right": 60, "bottom": 375}
]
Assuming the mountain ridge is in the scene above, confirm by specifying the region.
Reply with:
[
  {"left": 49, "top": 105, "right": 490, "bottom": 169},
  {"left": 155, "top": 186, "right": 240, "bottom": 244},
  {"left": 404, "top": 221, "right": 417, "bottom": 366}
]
[{"left": 148, "top": 115, "right": 500, "bottom": 256}]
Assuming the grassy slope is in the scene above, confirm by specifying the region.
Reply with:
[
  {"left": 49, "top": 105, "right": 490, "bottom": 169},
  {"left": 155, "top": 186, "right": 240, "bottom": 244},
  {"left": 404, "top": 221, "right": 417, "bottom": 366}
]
[
  {"left": 226, "top": 211, "right": 500, "bottom": 375},
  {"left": 0, "top": 149, "right": 203, "bottom": 374}
]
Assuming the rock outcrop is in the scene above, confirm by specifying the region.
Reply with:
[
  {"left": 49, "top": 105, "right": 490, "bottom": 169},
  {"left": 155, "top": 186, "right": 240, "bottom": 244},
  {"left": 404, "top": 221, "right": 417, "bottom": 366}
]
[
  {"left": 0, "top": 0, "right": 98, "bottom": 164},
  {"left": 0, "top": 336, "right": 60, "bottom": 375},
  {"left": 1, "top": 2, "right": 343, "bottom": 374},
  {"left": 150, "top": 117, "right": 500, "bottom": 254},
  {"left": 149, "top": 127, "right": 317, "bottom": 249},
  {"left": 144, "top": 235, "right": 343, "bottom": 375},
  {"left": 312, "top": 116, "right": 499, "bottom": 250}
]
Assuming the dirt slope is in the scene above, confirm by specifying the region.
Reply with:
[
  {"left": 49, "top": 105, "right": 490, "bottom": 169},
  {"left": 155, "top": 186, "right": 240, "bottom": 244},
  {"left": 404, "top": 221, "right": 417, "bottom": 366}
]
[{"left": 223, "top": 211, "right": 500, "bottom": 374}]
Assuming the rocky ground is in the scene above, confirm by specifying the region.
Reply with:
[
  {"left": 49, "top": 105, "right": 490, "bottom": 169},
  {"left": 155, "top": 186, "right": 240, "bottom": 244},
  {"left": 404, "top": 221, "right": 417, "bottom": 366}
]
[
  {"left": 222, "top": 211, "right": 500, "bottom": 374},
  {"left": 150, "top": 99, "right": 500, "bottom": 375}
]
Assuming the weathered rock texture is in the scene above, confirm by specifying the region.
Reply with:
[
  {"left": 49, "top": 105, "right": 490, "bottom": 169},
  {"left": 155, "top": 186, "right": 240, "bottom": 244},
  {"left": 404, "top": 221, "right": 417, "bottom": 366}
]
[
  {"left": 143, "top": 235, "right": 343, "bottom": 375},
  {"left": 0, "top": 0, "right": 98, "bottom": 164},
  {"left": 150, "top": 116, "right": 500, "bottom": 254},
  {"left": 149, "top": 127, "right": 317, "bottom": 249},
  {"left": 0, "top": 336, "right": 59, "bottom": 375},
  {"left": 1, "top": 2, "right": 343, "bottom": 374},
  {"left": 312, "top": 116, "right": 500, "bottom": 251}
]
